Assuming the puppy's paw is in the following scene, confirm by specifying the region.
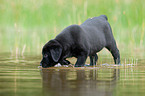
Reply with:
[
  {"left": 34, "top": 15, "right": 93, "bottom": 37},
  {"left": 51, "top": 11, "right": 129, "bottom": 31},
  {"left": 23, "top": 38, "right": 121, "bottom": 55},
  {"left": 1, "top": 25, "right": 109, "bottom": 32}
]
[{"left": 74, "top": 64, "right": 84, "bottom": 67}]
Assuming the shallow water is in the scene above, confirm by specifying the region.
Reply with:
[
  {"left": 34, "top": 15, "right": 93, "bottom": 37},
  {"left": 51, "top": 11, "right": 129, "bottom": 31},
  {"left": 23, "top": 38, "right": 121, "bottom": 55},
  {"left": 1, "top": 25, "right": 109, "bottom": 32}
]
[{"left": 0, "top": 53, "right": 145, "bottom": 96}]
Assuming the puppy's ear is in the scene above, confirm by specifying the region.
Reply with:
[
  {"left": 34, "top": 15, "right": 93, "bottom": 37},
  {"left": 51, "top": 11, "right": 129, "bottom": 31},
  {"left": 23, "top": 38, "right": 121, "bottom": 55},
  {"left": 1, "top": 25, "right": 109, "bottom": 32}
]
[{"left": 50, "top": 47, "right": 62, "bottom": 62}]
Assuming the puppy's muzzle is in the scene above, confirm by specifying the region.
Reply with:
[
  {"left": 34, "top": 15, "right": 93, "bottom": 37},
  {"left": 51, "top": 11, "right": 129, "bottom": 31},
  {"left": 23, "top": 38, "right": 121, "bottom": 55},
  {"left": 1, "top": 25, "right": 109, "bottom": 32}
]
[{"left": 40, "top": 62, "right": 42, "bottom": 66}]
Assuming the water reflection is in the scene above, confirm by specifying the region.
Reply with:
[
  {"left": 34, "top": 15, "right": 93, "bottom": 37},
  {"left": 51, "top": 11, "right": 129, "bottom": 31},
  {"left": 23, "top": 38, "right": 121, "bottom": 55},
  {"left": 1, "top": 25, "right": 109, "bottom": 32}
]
[
  {"left": 0, "top": 53, "right": 42, "bottom": 96},
  {"left": 42, "top": 68, "right": 120, "bottom": 96},
  {"left": 1, "top": 53, "right": 145, "bottom": 96}
]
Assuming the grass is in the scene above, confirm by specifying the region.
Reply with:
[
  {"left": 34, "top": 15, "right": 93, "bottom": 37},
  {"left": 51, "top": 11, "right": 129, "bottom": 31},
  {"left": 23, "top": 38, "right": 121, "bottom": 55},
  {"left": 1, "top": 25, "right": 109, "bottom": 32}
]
[{"left": 0, "top": 0, "right": 144, "bottom": 55}]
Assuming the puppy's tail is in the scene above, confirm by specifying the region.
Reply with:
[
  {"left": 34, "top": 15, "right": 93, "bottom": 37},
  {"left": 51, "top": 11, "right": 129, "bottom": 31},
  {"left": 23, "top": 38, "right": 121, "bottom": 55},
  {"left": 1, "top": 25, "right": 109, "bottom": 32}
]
[{"left": 101, "top": 15, "right": 108, "bottom": 20}]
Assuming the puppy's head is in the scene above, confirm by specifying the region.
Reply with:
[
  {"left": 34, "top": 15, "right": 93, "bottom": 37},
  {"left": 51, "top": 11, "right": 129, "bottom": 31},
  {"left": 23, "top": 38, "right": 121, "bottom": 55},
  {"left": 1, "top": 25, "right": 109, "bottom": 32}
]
[{"left": 40, "top": 40, "right": 62, "bottom": 68}]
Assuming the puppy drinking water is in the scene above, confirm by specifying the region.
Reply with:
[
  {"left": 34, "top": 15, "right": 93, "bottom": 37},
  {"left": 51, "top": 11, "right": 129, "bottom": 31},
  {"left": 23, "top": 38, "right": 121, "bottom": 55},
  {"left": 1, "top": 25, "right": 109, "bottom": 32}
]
[{"left": 40, "top": 15, "right": 120, "bottom": 68}]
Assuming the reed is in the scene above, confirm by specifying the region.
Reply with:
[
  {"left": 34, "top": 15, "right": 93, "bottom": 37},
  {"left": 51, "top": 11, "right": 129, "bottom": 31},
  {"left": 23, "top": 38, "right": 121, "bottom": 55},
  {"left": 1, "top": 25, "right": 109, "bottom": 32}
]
[{"left": 0, "top": 0, "right": 144, "bottom": 55}]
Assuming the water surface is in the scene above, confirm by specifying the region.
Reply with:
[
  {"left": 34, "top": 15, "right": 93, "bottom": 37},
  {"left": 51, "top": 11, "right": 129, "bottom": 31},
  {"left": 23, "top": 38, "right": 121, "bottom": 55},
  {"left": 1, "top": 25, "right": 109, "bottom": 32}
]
[{"left": 0, "top": 53, "right": 145, "bottom": 96}]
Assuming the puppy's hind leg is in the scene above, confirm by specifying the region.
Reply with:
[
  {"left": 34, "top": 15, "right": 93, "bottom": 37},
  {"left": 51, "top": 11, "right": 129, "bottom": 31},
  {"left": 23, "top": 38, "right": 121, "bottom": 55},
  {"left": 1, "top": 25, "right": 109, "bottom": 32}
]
[
  {"left": 89, "top": 56, "right": 94, "bottom": 66},
  {"left": 106, "top": 45, "right": 120, "bottom": 64},
  {"left": 94, "top": 54, "right": 98, "bottom": 65},
  {"left": 89, "top": 54, "right": 98, "bottom": 66}
]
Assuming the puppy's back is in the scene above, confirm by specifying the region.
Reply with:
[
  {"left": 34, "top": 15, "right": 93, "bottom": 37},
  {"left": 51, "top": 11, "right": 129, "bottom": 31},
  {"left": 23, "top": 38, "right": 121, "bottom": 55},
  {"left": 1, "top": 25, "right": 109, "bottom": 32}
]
[{"left": 81, "top": 15, "right": 108, "bottom": 27}]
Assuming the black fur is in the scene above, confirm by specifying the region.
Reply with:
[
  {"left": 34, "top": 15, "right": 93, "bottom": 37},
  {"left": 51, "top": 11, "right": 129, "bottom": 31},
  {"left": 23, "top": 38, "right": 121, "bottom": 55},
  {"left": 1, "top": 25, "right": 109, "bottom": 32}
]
[{"left": 40, "top": 15, "right": 120, "bottom": 68}]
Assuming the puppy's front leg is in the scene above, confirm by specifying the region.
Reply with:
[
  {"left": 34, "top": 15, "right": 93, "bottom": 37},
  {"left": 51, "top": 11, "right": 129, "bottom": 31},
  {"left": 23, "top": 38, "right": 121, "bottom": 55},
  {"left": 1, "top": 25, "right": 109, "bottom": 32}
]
[
  {"left": 75, "top": 55, "right": 87, "bottom": 67},
  {"left": 59, "top": 59, "right": 70, "bottom": 65}
]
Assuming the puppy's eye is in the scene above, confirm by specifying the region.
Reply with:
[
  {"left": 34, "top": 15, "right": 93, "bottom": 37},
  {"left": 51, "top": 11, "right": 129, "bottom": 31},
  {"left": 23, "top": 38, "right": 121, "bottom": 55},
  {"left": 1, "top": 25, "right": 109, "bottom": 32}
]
[{"left": 44, "top": 54, "right": 48, "bottom": 58}]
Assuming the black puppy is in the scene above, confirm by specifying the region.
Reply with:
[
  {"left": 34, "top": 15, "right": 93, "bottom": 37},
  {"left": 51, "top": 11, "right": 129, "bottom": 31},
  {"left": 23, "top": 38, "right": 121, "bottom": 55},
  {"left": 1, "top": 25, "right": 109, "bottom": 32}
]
[{"left": 40, "top": 15, "right": 120, "bottom": 68}]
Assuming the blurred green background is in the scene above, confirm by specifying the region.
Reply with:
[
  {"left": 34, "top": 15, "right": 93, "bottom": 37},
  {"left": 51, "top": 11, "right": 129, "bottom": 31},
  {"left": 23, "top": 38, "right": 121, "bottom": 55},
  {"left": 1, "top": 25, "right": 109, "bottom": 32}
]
[{"left": 0, "top": 0, "right": 144, "bottom": 55}]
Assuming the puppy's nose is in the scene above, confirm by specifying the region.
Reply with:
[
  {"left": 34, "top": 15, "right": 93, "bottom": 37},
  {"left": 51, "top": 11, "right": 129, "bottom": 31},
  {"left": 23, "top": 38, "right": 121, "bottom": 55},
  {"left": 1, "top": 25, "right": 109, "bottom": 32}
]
[{"left": 40, "top": 62, "right": 42, "bottom": 66}]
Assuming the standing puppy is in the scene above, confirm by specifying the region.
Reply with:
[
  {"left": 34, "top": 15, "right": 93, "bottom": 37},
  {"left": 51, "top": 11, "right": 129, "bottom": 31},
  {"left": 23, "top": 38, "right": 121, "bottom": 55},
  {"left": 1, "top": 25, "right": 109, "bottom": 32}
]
[{"left": 40, "top": 15, "right": 120, "bottom": 68}]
